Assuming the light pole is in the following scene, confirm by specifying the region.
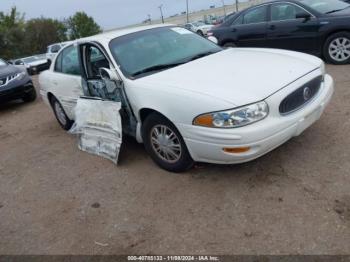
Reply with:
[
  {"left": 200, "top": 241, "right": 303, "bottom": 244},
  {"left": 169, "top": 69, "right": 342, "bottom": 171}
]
[
  {"left": 186, "top": 0, "right": 189, "bottom": 23},
  {"left": 221, "top": 0, "right": 227, "bottom": 16},
  {"left": 159, "top": 4, "right": 164, "bottom": 23},
  {"left": 235, "top": 0, "right": 239, "bottom": 12},
  {"left": 148, "top": 14, "right": 151, "bottom": 24}
]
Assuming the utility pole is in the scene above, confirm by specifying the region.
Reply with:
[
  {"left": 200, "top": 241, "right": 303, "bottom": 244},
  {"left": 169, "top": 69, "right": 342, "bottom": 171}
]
[
  {"left": 235, "top": 0, "right": 239, "bottom": 12},
  {"left": 186, "top": 0, "right": 189, "bottom": 23},
  {"left": 159, "top": 5, "right": 164, "bottom": 24},
  {"left": 148, "top": 14, "right": 151, "bottom": 24},
  {"left": 221, "top": 0, "right": 227, "bottom": 16}
]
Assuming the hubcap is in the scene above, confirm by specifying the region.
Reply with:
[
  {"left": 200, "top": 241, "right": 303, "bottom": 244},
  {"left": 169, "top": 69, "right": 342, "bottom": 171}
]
[
  {"left": 329, "top": 37, "right": 350, "bottom": 62},
  {"left": 150, "top": 125, "right": 182, "bottom": 163},
  {"left": 54, "top": 101, "right": 67, "bottom": 126}
]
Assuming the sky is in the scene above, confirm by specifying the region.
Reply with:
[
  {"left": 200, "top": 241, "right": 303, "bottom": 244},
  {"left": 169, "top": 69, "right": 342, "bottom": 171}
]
[{"left": 0, "top": 0, "right": 240, "bottom": 30}]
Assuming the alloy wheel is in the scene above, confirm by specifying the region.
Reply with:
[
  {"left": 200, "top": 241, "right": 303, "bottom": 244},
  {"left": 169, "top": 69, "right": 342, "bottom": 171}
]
[
  {"left": 328, "top": 37, "right": 350, "bottom": 62},
  {"left": 54, "top": 101, "right": 67, "bottom": 126},
  {"left": 150, "top": 124, "right": 182, "bottom": 164}
]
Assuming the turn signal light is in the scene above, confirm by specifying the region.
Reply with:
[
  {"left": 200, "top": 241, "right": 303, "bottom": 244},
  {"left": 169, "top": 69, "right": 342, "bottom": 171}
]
[
  {"left": 193, "top": 114, "right": 213, "bottom": 127},
  {"left": 223, "top": 147, "right": 250, "bottom": 154}
]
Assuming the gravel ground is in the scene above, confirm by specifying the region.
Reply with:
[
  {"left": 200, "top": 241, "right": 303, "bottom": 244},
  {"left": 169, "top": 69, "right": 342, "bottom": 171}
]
[{"left": 0, "top": 64, "right": 349, "bottom": 255}]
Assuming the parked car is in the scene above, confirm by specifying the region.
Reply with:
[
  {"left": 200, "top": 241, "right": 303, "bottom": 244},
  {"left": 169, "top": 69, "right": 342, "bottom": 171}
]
[
  {"left": 46, "top": 42, "right": 71, "bottom": 62},
  {"left": 184, "top": 22, "right": 214, "bottom": 36},
  {"left": 39, "top": 25, "right": 333, "bottom": 172},
  {"left": 13, "top": 55, "right": 51, "bottom": 75},
  {"left": 208, "top": 0, "right": 350, "bottom": 64},
  {"left": 0, "top": 58, "right": 36, "bottom": 103}
]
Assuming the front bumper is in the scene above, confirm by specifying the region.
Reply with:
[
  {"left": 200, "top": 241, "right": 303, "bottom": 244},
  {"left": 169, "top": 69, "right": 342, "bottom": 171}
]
[
  {"left": 0, "top": 80, "right": 34, "bottom": 102},
  {"left": 177, "top": 73, "right": 334, "bottom": 164}
]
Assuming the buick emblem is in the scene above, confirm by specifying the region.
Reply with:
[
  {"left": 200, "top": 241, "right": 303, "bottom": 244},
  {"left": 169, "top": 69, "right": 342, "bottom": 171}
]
[{"left": 303, "top": 86, "right": 311, "bottom": 101}]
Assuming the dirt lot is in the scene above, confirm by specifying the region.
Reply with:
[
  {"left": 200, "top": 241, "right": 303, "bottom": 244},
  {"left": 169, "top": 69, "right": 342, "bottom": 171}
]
[{"left": 0, "top": 65, "right": 350, "bottom": 255}]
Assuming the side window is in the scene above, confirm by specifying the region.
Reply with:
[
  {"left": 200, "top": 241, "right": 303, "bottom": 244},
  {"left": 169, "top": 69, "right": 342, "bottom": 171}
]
[
  {"left": 232, "top": 14, "right": 243, "bottom": 25},
  {"left": 55, "top": 52, "right": 63, "bottom": 72},
  {"left": 243, "top": 6, "right": 267, "bottom": 24},
  {"left": 271, "top": 3, "right": 308, "bottom": 21},
  {"left": 51, "top": 44, "right": 61, "bottom": 53},
  {"left": 54, "top": 46, "right": 81, "bottom": 75},
  {"left": 86, "top": 46, "right": 110, "bottom": 78}
]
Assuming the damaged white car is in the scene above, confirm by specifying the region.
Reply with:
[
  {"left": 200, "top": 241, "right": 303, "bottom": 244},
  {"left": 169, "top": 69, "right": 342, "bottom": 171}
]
[{"left": 39, "top": 24, "right": 334, "bottom": 172}]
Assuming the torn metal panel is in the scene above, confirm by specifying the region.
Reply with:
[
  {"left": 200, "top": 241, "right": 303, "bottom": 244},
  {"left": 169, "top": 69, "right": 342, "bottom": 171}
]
[{"left": 70, "top": 97, "right": 122, "bottom": 164}]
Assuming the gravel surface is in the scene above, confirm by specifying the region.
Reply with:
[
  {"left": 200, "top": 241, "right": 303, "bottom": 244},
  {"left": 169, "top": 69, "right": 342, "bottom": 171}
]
[{"left": 0, "top": 65, "right": 349, "bottom": 255}]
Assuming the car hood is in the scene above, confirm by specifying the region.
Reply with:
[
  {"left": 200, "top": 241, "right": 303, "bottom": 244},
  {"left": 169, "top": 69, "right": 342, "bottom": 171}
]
[
  {"left": 136, "top": 48, "right": 322, "bottom": 106},
  {"left": 198, "top": 24, "right": 213, "bottom": 30},
  {"left": 26, "top": 59, "right": 48, "bottom": 66},
  {"left": 325, "top": 7, "right": 350, "bottom": 16},
  {"left": 0, "top": 64, "right": 21, "bottom": 78}
]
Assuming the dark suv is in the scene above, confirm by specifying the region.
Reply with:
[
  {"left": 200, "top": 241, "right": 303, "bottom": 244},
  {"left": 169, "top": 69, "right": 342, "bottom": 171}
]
[{"left": 0, "top": 59, "right": 36, "bottom": 103}]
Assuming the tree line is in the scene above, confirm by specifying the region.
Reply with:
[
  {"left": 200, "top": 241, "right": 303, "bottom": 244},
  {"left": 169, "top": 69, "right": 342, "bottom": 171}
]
[{"left": 0, "top": 7, "right": 102, "bottom": 60}]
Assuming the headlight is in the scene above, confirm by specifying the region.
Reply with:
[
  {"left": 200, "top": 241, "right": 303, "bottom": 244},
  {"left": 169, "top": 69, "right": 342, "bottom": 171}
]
[
  {"left": 193, "top": 101, "right": 269, "bottom": 128},
  {"left": 320, "top": 62, "right": 326, "bottom": 79},
  {"left": 16, "top": 71, "right": 26, "bottom": 80}
]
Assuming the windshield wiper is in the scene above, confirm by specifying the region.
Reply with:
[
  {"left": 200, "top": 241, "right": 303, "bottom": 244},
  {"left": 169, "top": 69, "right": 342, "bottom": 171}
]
[
  {"left": 131, "top": 62, "right": 185, "bottom": 77},
  {"left": 186, "top": 50, "right": 220, "bottom": 62}
]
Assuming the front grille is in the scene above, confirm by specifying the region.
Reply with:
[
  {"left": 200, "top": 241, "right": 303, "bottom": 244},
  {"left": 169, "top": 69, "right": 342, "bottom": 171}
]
[{"left": 279, "top": 76, "right": 323, "bottom": 114}]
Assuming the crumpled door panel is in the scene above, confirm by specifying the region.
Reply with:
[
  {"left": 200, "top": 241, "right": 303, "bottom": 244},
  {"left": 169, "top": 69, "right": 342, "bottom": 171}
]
[{"left": 70, "top": 97, "right": 122, "bottom": 164}]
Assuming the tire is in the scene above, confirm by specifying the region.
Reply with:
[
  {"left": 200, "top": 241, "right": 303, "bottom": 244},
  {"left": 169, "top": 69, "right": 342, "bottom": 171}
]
[
  {"left": 142, "top": 112, "right": 194, "bottom": 173},
  {"left": 323, "top": 31, "right": 350, "bottom": 65},
  {"left": 197, "top": 30, "right": 204, "bottom": 37},
  {"left": 50, "top": 96, "right": 73, "bottom": 130},
  {"left": 22, "top": 87, "right": 37, "bottom": 102},
  {"left": 223, "top": 42, "right": 237, "bottom": 48}
]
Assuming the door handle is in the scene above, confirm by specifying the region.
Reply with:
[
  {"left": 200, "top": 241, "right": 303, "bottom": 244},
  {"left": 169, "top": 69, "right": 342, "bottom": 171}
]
[
  {"left": 231, "top": 28, "right": 237, "bottom": 32},
  {"left": 269, "top": 24, "right": 276, "bottom": 30},
  {"left": 52, "top": 81, "right": 58, "bottom": 85}
]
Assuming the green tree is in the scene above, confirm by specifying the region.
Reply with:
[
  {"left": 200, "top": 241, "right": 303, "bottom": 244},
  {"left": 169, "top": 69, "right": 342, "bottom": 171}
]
[
  {"left": 24, "top": 18, "right": 67, "bottom": 55},
  {"left": 0, "top": 7, "right": 26, "bottom": 59},
  {"left": 66, "top": 12, "right": 102, "bottom": 40}
]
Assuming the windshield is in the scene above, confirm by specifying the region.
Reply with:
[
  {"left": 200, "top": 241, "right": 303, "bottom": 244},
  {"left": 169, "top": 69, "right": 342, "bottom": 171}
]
[
  {"left": 0, "top": 59, "right": 7, "bottom": 66},
  {"left": 109, "top": 27, "right": 222, "bottom": 78},
  {"left": 301, "top": 0, "right": 350, "bottom": 13}
]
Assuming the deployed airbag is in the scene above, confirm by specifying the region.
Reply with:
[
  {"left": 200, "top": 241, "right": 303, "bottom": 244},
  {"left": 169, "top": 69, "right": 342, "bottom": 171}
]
[{"left": 70, "top": 97, "right": 122, "bottom": 164}]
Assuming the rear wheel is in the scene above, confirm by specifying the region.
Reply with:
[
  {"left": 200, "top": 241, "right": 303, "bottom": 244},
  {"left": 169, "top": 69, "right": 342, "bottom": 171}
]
[
  {"left": 223, "top": 42, "right": 237, "bottom": 48},
  {"left": 323, "top": 32, "right": 350, "bottom": 65},
  {"left": 142, "top": 112, "right": 194, "bottom": 173},
  {"left": 22, "top": 87, "right": 37, "bottom": 102},
  {"left": 50, "top": 96, "right": 73, "bottom": 130}
]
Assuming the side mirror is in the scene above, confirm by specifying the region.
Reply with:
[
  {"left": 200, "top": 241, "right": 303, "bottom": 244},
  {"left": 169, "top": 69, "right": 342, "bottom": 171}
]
[
  {"left": 208, "top": 36, "right": 219, "bottom": 44},
  {"left": 296, "top": 12, "right": 311, "bottom": 21},
  {"left": 99, "top": 67, "right": 120, "bottom": 81}
]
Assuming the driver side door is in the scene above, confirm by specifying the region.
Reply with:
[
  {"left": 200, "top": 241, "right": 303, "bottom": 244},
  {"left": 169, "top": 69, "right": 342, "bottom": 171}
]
[{"left": 78, "top": 42, "right": 137, "bottom": 136}]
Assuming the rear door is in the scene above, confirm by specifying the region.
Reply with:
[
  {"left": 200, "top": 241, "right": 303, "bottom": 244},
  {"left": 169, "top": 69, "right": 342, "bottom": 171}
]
[
  {"left": 233, "top": 5, "right": 268, "bottom": 47},
  {"left": 266, "top": 2, "right": 319, "bottom": 53},
  {"left": 48, "top": 44, "right": 83, "bottom": 120}
]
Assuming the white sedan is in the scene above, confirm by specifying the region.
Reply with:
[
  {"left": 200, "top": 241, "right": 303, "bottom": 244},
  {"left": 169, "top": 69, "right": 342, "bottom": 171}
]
[
  {"left": 39, "top": 24, "right": 334, "bottom": 172},
  {"left": 184, "top": 22, "right": 214, "bottom": 36}
]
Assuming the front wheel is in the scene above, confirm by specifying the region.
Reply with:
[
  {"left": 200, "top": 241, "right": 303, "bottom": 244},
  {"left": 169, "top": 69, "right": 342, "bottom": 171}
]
[
  {"left": 323, "top": 32, "right": 350, "bottom": 65},
  {"left": 22, "top": 87, "right": 37, "bottom": 102},
  {"left": 197, "top": 30, "right": 204, "bottom": 37},
  {"left": 50, "top": 96, "right": 73, "bottom": 130},
  {"left": 142, "top": 113, "right": 194, "bottom": 173}
]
